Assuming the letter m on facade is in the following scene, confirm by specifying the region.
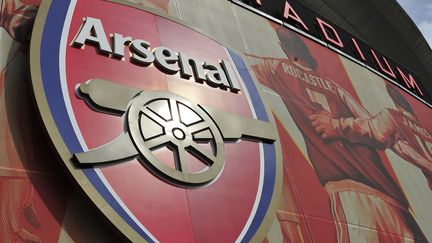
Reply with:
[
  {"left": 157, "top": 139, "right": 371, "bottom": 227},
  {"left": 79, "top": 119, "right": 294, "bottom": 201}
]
[{"left": 396, "top": 67, "right": 425, "bottom": 97}]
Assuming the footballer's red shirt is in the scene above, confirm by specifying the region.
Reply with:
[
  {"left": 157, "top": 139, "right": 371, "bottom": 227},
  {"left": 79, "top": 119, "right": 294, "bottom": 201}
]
[
  {"left": 334, "top": 107, "right": 432, "bottom": 189},
  {"left": 254, "top": 58, "right": 407, "bottom": 205}
]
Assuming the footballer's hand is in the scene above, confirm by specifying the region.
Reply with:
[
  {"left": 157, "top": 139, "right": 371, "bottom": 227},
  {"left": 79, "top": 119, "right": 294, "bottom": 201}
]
[{"left": 309, "top": 112, "right": 338, "bottom": 139}]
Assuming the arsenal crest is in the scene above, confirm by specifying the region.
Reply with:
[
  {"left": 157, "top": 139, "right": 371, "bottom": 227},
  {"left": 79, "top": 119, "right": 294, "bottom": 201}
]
[{"left": 30, "top": 0, "right": 281, "bottom": 241}]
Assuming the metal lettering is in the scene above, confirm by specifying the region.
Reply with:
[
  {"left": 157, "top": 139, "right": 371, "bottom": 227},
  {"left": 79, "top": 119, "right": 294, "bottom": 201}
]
[
  {"left": 112, "top": 33, "right": 132, "bottom": 58},
  {"left": 130, "top": 39, "right": 154, "bottom": 65},
  {"left": 396, "top": 67, "right": 424, "bottom": 96},
  {"left": 204, "top": 62, "right": 231, "bottom": 90},
  {"left": 178, "top": 52, "right": 206, "bottom": 82},
  {"left": 72, "top": 17, "right": 241, "bottom": 93},
  {"left": 350, "top": 37, "right": 366, "bottom": 61},
  {"left": 283, "top": 1, "right": 309, "bottom": 31},
  {"left": 316, "top": 17, "right": 344, "bottom": 48},
  {"left": 153, "top": 47, "right": 180, "bottom": 74},
  {"left": 370, "top": 49, "right": 396, "bottom": 79},
  {"left": 73, "top": 17, "right": 112, "bottom": 54}
]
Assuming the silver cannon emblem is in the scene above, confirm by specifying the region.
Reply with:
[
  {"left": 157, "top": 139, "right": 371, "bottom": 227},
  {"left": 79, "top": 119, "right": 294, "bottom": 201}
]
[{"left": 74, "top": 79, "right": 276, "bottom": 187}]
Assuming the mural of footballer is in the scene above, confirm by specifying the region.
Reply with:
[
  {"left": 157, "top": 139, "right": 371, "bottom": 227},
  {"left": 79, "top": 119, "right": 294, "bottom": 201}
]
[
  {"left": 250, "top": 26, "right": 429, "bottom": 242},
  {"left": 309, "top": 83, "right": 432, "bottom": 191},
  {"left": 0, "top": 1, "right": 41, "bottom": 242}
]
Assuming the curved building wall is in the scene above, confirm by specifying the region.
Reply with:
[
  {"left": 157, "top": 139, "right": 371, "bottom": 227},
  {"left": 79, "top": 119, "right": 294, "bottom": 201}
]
[{"left": 0, "top": 0, "right": 431, "bottom": 242}]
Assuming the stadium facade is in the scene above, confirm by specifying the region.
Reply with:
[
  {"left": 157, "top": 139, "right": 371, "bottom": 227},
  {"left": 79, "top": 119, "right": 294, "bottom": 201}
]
[{"left": 0, "top": 0, "right": 432, "bottom": 242}]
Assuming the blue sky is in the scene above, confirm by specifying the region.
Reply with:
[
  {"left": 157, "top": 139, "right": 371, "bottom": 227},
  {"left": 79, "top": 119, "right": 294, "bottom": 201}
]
[{"left": 397, "top": 0, "right": 432, "bottom": 48}]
